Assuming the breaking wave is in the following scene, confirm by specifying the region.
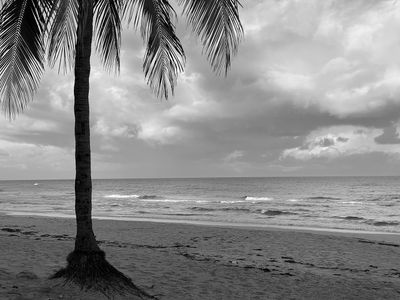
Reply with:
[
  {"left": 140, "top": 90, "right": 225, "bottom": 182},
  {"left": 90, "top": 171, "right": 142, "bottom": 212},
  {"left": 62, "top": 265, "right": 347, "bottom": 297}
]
[
  {"left": 365, "top": 220, "right": 400, "bottom": 226},
  {"left": 190, "top": 207, "right": 216, "bottom": 212},
  {"left": 104, "top": 194, "right": 164, "bottom": 200},
  {"left": 335, "top": 216, "right": 365, "bottom": 221},
  {"left": 257, "top": 209, "right": 297, "bottom": 216},
  {"left": 243, "top": 196, "right": 273, "bottom": 201},
  {"left": 104, "top": 194, "right": 139, "bottom": 199},
  {"left": 308, "top": 196, "right": 341, "bottom": 200},
  {"left": 138, "top": 195, "right": 160, "bottom": 200},
  {"left": 190, "top": 206, "right": 251, "bottom": 213}
]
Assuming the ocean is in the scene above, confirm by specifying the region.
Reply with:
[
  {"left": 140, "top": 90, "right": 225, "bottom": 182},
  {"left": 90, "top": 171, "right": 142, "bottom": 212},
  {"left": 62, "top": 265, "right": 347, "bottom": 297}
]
[{"left": 0, "top": 177, "right": 399, "bottom": 233}]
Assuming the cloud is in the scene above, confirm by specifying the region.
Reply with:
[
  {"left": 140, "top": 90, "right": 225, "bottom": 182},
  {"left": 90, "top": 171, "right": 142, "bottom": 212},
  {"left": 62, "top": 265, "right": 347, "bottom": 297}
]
[
  {"left": 248, "top": 0, "right": 400, "bottom": 120},
  {"left": 2, "top": 0, "right": 400, "bottom": 178},
  {"left": 0, "top": 139, "right": 74, "bottom": 179},
  {"left": 137, "top": 120, "right": 187, "bottom": 145},
  {"left": 222, "top": 150, "right": 248, "bottom": 173},
  {"left": 268, "top": 69, "right": 315, "bottom": 91},
  {"left": 0, "top": 149, "right": 9, "bottom": 157},
  {"left": 375, "top": 124, "right": 400, "bottom": 144},
  {"left": 223, "top": 150, "right": 245, "bottom": 163},
  {"left": 282, "top": 126, "right": 400, "bottom": 161}
]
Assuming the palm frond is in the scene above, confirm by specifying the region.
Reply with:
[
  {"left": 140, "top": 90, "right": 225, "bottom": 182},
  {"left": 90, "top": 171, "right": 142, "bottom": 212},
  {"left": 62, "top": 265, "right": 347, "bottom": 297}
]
[
  {"left": 94, "top": 0, "right": 122, "bottom": 73},
  {"left": 123, "top": 0, "right": 185, "bottom": 99},
  {"left": 0, "top": 0, "right": 52, "bottom": 118},
  {"left": 178, "top": 0, "right": 243, "bottom": 75},
  {"left": 47, "top": 0, "right": 78, "bottom": 73}
]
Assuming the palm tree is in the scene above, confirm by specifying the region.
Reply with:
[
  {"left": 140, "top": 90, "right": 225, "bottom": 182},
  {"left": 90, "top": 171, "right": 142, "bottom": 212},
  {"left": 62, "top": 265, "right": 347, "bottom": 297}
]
[{"left": 0, "top": 0, "right": 243, "bottom": 297}]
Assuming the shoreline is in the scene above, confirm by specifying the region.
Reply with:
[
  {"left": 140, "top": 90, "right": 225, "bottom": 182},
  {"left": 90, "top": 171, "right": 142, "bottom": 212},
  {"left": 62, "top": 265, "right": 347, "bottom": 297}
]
[
  {"left": 3, "top": 212, "right": 400, "bottom": 244},
  {"left": 1, "top": 214, "right": 400, "bottom": 299}
]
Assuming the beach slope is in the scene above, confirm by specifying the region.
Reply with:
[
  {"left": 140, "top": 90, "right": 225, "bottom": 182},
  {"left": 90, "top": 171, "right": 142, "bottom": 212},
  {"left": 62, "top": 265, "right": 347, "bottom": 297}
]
[{"left": 0, "top": 215, "right": 400, "bottom": 299}]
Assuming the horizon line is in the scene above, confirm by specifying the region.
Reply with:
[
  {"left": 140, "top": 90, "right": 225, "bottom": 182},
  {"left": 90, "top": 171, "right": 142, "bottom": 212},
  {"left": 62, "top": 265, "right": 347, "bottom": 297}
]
[{"left": 1, "top": 174, "right": 400, "bottom": 181}]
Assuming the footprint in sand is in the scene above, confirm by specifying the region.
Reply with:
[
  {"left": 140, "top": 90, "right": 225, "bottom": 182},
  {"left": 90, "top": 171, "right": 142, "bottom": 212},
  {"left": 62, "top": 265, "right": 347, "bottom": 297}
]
[{"left": 16, "top": 271, "right": 39, "bottom": 280}]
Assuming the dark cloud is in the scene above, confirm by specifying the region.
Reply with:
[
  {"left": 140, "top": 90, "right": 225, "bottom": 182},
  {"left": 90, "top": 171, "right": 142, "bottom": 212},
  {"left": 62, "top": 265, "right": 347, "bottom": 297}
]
[
  {"left": 337, "top": 137, "right": 349, "bottom": 143},
  {"left": 1, "top": 0, "right": 400, "bottom": 178},
  {"left": 375, "top": 125, "right": 400, "bottom": 144}
]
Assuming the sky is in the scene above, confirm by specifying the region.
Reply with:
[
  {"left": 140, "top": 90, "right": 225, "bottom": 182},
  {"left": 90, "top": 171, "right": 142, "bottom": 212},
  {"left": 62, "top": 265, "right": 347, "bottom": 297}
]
[{"left": 2, "top": 0, "right": 400, "bottom": 180}]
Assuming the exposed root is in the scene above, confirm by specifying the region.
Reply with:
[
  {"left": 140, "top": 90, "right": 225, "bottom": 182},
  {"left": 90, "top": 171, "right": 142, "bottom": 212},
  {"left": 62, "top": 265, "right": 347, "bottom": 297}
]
[{"left": 51, "top": 250, "right": 156, "bottom": 299}]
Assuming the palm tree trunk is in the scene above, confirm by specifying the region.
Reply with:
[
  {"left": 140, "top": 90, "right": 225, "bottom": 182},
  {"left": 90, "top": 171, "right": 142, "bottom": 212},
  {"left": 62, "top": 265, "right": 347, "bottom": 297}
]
[
  {"left": 74, "top": 0, "right": 99, "bottom": 252},
  {"left": 51, "top": 2, "right": 154, "bottom": 297}
]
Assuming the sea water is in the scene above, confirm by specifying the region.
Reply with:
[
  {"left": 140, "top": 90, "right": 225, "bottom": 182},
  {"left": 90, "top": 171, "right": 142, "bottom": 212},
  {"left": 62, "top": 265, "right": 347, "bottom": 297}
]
[{"left": 0, "top": 177, "right": 399, "bottom": 233}]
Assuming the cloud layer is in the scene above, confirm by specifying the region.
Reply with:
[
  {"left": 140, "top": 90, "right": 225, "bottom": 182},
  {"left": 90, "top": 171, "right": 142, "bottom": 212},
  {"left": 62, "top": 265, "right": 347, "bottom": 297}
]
[{"left": 1, "top": 0, "right": 400, "bottom": 179}]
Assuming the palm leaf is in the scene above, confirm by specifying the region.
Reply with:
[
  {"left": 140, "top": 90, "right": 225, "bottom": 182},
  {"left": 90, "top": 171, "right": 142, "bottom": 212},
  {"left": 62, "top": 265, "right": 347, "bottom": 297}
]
[
  {"left": 178, "top": 0, "right": 243, "bottom": 75},
  {"left": 0, "top": 0, "right": 52, "bottom": 118},
  {"left": 123, "top": 0, "right": 185, "bottom": 99},
  {"left": 47, "top": 0, "right": 78, "bottom": 73},
  {"left": 94, "top": 0, "right": 122, "bottom": 73}
]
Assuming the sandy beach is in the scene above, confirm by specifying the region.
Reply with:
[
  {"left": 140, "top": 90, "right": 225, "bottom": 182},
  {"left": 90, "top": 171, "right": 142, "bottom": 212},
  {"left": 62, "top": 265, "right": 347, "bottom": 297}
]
[{"left": 0, "top": 215, "right": 400, "bottom": 299}]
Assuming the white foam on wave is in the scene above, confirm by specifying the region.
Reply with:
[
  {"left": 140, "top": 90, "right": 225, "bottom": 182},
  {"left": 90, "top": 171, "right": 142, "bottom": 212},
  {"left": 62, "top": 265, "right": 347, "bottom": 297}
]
[
  {"left": 245, "top": 196, "right": 273, "bottom": 201},
  {"left": 287, "top": 199, "right": 301, "bottom": 202},
  {"left": 140, "top": 199, "right": 188, "bottom": 203},
  {"left": 104, "top": 194, "right": 140, "bottom": 199},
  {"left": 341, "top": 201, "right": 363, "bottom": 205},
  {"left": 219, "top": 200, "right": 245, "bottom": 204}
]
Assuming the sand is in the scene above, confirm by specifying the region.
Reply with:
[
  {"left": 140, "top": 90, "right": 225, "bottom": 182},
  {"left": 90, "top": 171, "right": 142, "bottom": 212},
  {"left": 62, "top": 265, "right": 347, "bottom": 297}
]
[{"left": 0, "top": 215, "right": 400, "bottom": 299}]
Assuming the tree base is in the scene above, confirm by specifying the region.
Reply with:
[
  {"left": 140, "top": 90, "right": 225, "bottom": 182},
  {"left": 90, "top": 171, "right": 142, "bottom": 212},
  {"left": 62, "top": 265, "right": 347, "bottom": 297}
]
[{"left": 51, "top": 250, "right": 156, "bottom": 299}]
